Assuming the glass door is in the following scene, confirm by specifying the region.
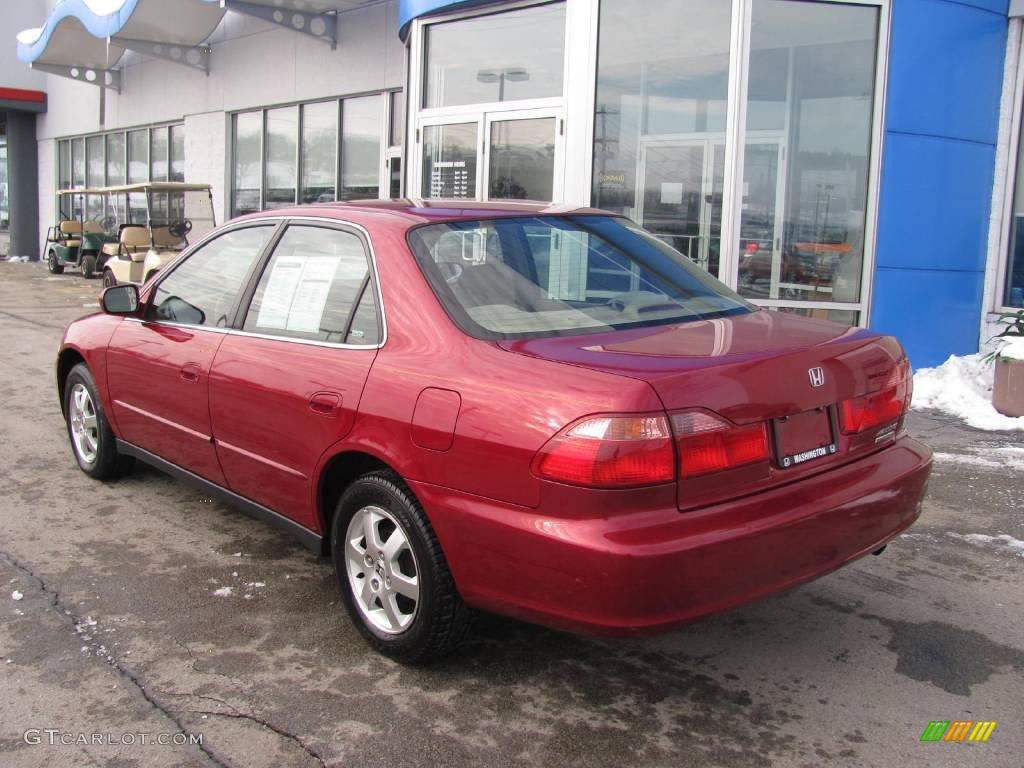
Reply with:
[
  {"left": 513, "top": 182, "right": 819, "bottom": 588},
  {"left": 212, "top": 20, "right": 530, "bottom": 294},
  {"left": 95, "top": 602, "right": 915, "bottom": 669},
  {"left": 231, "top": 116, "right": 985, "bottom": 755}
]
[{"left": 637, "top": 139, "right": 726, "bottom": 279}]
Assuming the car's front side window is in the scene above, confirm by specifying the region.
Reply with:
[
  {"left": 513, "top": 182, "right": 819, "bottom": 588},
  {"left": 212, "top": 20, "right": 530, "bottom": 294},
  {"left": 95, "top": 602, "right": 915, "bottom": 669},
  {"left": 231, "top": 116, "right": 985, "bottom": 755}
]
[
  {"left": 242, "top": 224, "right": 380, "bottom": 345},
  {"left": 148, "top": 226, "right": 274, "bottom": 328}
]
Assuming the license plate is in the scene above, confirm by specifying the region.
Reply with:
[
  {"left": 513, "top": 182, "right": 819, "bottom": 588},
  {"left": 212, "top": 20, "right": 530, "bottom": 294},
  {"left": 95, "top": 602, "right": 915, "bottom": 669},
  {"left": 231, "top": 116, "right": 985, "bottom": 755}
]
[{"left": 773, "top": 407, "right": 837, "bottom": 469}]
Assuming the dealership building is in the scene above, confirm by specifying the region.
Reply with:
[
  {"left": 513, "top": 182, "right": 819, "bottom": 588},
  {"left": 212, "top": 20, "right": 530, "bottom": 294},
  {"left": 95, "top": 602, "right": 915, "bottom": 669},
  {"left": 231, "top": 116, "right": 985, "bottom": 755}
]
[{"left": 3, "top": 0, "right": 1024, "bottom": 366}]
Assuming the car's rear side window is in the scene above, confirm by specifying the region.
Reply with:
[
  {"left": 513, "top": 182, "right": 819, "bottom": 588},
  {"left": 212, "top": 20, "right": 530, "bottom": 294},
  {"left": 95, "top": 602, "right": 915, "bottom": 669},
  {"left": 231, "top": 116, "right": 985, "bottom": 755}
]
[
  {"left": 407, "top": 215, "right": 753, "bottom": 340},
  {"left": 242, "top": 225, "right": 380, "bottom": 345},
  {"left": 149, "top": 225, "right": 274, "bottom": 328}
]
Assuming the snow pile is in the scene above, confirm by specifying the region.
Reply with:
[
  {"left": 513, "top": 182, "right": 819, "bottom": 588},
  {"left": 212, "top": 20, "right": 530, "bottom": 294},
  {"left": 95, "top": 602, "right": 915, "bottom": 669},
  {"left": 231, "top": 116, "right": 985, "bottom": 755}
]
[
  {"left": 948, "top": 532, "right": 1024, "bottom": 558},
  {"left": 934, "top": 445, "right": 1024, "bottom": 471},
  {"left": 912, "top": 354, "right": 1024, "bottom": 431},
  {"left": 212, "top": 587, "right": 233, "bottom": 597},
  {"left": 11, "top": 590, "right": 23, "bottom": 601},
  {"left": 1000, "top": 336, "right": 1024, "bottom": 362}
]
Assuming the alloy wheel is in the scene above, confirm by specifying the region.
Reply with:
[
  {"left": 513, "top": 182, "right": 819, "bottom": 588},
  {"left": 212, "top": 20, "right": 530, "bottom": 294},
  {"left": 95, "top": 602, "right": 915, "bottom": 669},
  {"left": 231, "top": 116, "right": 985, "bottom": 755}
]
[
  {"left": 69, "top": 383, "right": 99, "bottom": 465},
  {"left": 344, "top": 505, "right": 420, "bottom": 634}
]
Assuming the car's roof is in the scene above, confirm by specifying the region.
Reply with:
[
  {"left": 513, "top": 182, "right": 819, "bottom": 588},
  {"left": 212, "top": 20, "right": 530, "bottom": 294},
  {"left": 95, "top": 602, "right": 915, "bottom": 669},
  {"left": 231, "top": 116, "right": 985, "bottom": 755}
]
[{"left": 235, "top": 199, "right": 615, "bottom": 227}]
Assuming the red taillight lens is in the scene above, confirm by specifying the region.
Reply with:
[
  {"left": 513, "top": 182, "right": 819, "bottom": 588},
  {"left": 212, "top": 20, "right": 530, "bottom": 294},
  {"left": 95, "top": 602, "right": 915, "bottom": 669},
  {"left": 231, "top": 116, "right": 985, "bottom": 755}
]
[
  {"left": 840, "top": 359, "right": 912, "bottom": 435},
  {"left": 532, "top": 415, "right": 676, "bottom": 488},
  {"left": 670, "top": 410, "right": 770, "bottom": 478}
]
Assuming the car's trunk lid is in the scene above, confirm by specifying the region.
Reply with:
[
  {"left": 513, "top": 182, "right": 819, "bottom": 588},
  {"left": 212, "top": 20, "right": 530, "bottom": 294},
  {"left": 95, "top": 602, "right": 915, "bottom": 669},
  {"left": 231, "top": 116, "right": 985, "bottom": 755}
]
[{"left": 499, "top": 309, "right": 907, "bottom": 510}]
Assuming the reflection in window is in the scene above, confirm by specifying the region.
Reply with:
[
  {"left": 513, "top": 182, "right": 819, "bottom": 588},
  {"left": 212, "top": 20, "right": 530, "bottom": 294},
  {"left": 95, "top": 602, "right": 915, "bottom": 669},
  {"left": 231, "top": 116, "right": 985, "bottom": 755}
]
[
  {"left": 151, "top": 226, "right": 273, "bottom": 327},
  {"left": 592, "top": 0, "right": 732, "bottom": 280},
  {"left": 150, "top": 127, "right": 168, "bottom": 181},
  {"left": 488, "top": 118, "right": 555, "bottom": 201},
  {"left": 244, "top": 226, "right": 377, "bottom": 344},
  {"left": 127, "top": 129, "right": 148, "bottom": 183},
  {"left": 424, "top": 3, "right": 566, "bottom": 109},
  {"left": 738, "top": 0, "right": 879, "bottom": 305},
  {"left": 232, "top": 112, "right": 262, "bottom": 217},
  {"left": 340, "top": 96, "right": 382, "bottom": 200},
  {"left": 1005, "top": 105, "right": 1024, "bottom": 307},
  {"left": 421, "top": 123, "right": 477, "bottom": 199},
  {"left": 170, "top": 124, "right": 185, "bottom": 182},
  {"left": 302, "top": 101, "right": 338, "bottom": 203},
  {"left": 265, "top": 106, "right": 298, "bottom": 208}
]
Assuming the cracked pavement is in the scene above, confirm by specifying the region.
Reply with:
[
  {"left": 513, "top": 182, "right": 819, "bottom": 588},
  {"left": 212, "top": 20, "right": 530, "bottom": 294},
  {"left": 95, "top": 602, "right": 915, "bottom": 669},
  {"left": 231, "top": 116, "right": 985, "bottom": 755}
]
[{"left": 0, "top": 261, "right": 1022, "bottom": 768}]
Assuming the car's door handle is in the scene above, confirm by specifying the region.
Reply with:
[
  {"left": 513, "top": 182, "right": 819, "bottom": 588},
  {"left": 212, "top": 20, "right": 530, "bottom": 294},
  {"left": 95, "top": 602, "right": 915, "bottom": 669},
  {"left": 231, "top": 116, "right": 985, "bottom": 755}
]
[
  {"left": 180, "top": 363, "right": 201, "bottom": 383},
  {"left": 309, "top": 391, "right": 341, "bottom": 417}
]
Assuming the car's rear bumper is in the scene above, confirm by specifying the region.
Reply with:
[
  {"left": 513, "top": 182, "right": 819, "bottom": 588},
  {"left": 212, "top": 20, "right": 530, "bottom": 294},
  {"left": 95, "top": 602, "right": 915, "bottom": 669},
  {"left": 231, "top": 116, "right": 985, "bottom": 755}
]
[{"left": 412, "top": 436, "right": 932, "bottom": 636}]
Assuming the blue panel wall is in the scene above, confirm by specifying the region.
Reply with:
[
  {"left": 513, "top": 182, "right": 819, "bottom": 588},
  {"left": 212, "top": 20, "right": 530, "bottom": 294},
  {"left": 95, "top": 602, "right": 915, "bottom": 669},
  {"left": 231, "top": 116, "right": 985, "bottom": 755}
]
[{"left": 872, "top": 0, "right": 1009, "bottom": 368}]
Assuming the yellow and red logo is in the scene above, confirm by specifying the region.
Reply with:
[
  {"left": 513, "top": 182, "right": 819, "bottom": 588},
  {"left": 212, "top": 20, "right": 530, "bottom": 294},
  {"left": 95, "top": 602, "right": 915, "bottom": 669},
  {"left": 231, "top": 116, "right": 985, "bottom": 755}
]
[{"left": 920, "top": 721, "right": 997, "bottom": 742}]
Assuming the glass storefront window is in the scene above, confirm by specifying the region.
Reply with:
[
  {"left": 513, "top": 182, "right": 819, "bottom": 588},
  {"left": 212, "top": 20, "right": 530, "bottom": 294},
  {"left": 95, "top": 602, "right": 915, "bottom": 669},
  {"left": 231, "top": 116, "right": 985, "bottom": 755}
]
[
  {"left": 390, "top": 90, "right": 405, "bottom": 148},
  {"left": 340, "top": 95, "right": 381, "bottom": 200},
  {"left": 233, "top": 111, "right": 262, "bottom": 217},
  {"left": 775, "top": 305, "right": 858, "bottom": 326},
  {"left": 170, "top": 124, "right": 185, "bottom": 182},
  {"left": 1005, "top": 103, "right": 1024, "bottom": 308},
  {"left": 127, "top": 129, "right": 148, "bottom": 184},
  {"left": 106, "top": 133, "right": 126, "bottom": 186},
  {"left": 264, "top": 106, "right": 299, "bottom": 208},
  {"left": 421, "top": 123, "right": 478, "bottom": 199},
  {"left": 58, "top": 140, "right": 71, "bottom": 190},
  {"left": 0, "top": 120, "right": 7, "bottom": 230},
  {"left": 72, "top": 138, "right": 86, "bottom": 188},
  {"left": 738, "top": 0, "right": 879, "bottom": 306},
  {"left": 592, "top": 0, "right": 733, "bottom": 278},
  {"left": 150, "top": 126, "right": 169, "bottom": 181},
  {"left": 85, "top": 135, "right": 105, "bottom": 219},
  {"left": 301, "top": 100, "right": 338, "bottom": 203},
  {"left": 423, "top": 3, "right": 566, "bottom": 109},
  {"left": 488, "top": 117, "right": 556, "bottom": 201}
]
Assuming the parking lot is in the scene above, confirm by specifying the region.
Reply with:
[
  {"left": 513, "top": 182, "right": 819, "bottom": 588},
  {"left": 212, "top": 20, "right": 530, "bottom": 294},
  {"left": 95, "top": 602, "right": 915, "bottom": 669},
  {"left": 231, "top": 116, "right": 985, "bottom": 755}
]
[{"left": 0, "top": 260, "right": 1021, "bottom": 768}]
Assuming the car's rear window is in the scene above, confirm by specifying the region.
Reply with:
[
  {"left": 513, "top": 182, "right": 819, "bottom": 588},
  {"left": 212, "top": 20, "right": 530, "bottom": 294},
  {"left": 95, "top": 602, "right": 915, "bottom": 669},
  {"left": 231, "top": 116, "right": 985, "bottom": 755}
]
[{"left": 407, "top": 215, "right": 754, "bottom": 340}]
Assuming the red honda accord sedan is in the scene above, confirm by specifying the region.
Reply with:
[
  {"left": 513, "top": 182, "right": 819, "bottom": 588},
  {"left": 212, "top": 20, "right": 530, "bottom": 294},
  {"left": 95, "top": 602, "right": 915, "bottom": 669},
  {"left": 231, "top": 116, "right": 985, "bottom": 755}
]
[{"left": 57, "top": 200, "right": 932, "bottom": 663}]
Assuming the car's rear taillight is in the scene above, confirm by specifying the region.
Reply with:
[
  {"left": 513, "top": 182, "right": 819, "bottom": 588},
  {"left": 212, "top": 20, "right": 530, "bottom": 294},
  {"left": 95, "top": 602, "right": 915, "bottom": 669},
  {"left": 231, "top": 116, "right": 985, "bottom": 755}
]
[
  {"left": 531, "top": 414, "right": 676, "bottom": 488},
  {"left": 840, "top": 359, "right": 912, "bottom": 435},
  {"left": 670, "top": 410, "right": 770, "bottom": 478}
]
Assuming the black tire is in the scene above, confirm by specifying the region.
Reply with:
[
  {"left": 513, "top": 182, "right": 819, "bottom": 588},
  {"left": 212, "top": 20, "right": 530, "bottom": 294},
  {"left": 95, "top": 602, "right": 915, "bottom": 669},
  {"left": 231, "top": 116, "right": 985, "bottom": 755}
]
[
  {"left": 82, "top": 252, "right": 98, "bottom": 279},
  {"left": 331, "top": 470, "right": 472, "bottom": 664},
  {"left": 47, "top": 250, "right": 64, "bottom": 275},
  {"left": 102, "top": 268, "right": 117, "bottom": 288},
  {"left": 63, "top": 363, "right": 134, "bottom": 480}
]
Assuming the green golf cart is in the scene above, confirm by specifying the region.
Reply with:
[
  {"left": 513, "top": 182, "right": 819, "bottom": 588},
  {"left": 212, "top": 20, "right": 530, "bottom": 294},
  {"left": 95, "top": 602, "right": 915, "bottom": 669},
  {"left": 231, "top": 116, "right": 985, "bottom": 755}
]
[{"left": 46, "top": 189, "right": 119, "bottom": 279}]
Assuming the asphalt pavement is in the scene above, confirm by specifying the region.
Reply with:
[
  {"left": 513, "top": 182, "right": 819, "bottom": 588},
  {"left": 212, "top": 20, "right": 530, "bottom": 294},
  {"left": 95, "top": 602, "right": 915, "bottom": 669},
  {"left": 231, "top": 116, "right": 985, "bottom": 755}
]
[{"left": 0, "top": 260, "right": 1021, "bottom": 768}]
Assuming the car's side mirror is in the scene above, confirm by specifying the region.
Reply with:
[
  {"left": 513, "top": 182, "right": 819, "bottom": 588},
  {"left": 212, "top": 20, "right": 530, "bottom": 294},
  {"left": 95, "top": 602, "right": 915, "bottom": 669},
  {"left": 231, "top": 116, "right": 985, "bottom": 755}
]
[{"left": 101, "top": 284, "right": 140, "bottom": 315}]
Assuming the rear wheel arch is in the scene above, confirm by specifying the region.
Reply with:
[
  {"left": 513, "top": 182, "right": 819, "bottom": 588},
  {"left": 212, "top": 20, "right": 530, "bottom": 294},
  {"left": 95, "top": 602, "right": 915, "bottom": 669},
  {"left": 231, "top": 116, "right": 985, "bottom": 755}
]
[{"left": 317, "top": 450, "right": 394, "bottom": 554}]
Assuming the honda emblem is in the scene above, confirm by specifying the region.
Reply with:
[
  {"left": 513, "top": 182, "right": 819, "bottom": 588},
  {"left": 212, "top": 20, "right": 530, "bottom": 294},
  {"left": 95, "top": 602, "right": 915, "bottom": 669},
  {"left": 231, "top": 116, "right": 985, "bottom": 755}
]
[{"left": 808, "top": 367, "right": 826, "bottom": 388}]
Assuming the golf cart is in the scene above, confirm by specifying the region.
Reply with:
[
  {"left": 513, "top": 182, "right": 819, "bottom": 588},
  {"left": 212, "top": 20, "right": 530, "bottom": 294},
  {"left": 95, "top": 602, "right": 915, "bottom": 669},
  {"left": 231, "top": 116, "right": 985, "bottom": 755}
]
[
  {"left": 46, "top": 189, "right": 120, "bottom": 278},
  {"left": 99, "top": 182, "right": 217, "bottom": 287}
]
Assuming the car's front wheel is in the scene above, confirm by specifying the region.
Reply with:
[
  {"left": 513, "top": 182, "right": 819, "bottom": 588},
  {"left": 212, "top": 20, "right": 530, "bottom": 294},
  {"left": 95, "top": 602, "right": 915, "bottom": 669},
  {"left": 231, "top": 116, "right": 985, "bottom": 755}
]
[
  {"left": 331, "top": 470, "right": 472, "bottom": 663},
  {"left": 47, "top": 250, "right": 64, "bottom": 275},
  {"left": 64, "top": 363, "right": 133, "bottom": 480}
]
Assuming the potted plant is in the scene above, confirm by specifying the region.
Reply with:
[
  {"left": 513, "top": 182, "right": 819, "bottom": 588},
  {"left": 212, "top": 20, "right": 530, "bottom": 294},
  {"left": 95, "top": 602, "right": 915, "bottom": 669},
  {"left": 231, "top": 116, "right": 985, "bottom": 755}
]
[{"left": 990, "top": 310, "right": 1024, "bottom": 418}]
